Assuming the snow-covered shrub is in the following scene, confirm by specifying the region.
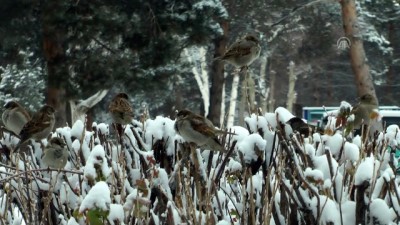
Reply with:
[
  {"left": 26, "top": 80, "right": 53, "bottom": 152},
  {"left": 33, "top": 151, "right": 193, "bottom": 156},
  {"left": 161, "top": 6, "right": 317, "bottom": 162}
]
[{"left": 1, "top": 106, "right": 400, "bottom": 225}]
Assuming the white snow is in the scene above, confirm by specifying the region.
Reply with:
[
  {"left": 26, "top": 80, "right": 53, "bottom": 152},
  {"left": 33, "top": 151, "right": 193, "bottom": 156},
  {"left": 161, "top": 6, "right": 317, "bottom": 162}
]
[
  {"left": 352, "top": 135, "right": 362, "bottom": 148},
  {"left": 341, "top": 201, "right": 356, "bottom": 225},
  {"left": 12, "top": 207, "right": 25, "bottom": 225},
  {"left": 305, "top": 143, "right": 316, "bottom": 156},
  {"left": 264, "top": 112, "right": 278, "bottom": 129},
  {"left": 244, "top": 114, "right": 269, "bottom": 134},
  {"left": 324, "top": 133, "right": 344, "bottom": 156},
  {"left": 60, "top": 180, "right": 80, "bottom": 209},
  {"left": 339, "top": 101, "right": 352, "bottom": 113},
  {"left": 144, "top": 116, "right": 176, "bottom": 155},
  {"left": 97, "top": 123, "right": 110, "bottom": 136},
  {"left": 107, "top": 204, "right": 125, "bottom": 225},
  {"left": 369, "top": 198, "right": 396, "bottom": 224},
  {"left": 355, "top": 156, "right": 379, "bottom": 185},
  {"left": 71, "top": 120, "right": 85, "bottom": 139},
  {"left": 275, "top": 107, "right": 295, "bottom": 123},
  {"left": 228, "top": 126, "right": 250, "bottom": 144},
  {"left": 216, "top": 220, "right": 230, "bottom": 225},
  {"left": 152, "top": 167, "right": 172, "bottom": 199},
  {"left": 311, "top": 195, "right": 340, "bottom": 225},
  {"left": 312, "top": 154, "right": 338, "bottom": 180},
  {"left": 312, "top": 132, "right": 322, "bottom": 144},
  {"left": 227, "top": 158, "right": 242, "bottom": 172},
  {"left": 304, "top": 167, "right": 324, "bottom": 183},
  {"left": 343, "top": 141, "right": 360, "bottom": 162},
  {"left": 237, "top": 133, "right": 266, "bottom": 163},
  {"left": 79, "top": 181, "right": 111, "bottom": 213},
  {"left": 0, "top": 193, "right": 6, "bottom": 217},
  {"left": 84, "top": 145, "right": 111, "bottom": 181}
]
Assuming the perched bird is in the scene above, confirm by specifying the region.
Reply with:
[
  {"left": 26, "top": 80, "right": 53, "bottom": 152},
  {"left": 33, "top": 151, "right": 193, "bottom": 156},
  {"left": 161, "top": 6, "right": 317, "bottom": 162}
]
[
  {"left": 215, "top": 34, "right": 261, "bottom": 69},
  {"left": 286, "top": 117, "right": 311, "bottom": 137},
  {"left": 345, "top": 93, "right": 382, "bottom": 137},
  {"left": 350, "top": 93, "right": 379, "bottom": 129},
  {"left": 175, "top": 109, "right": 232, "bottom": 152},
  {"left": 108, "top": 93, "right": 134, "bottom": 125},
  {"left": 42, "top": 137, "right": 69, "bottom": 169},
  {"left": 2, "top": 100, "right": 31, "bottom": 135},
  {"left": 19, "top": 105, "right": 55, "bottom": 144}
]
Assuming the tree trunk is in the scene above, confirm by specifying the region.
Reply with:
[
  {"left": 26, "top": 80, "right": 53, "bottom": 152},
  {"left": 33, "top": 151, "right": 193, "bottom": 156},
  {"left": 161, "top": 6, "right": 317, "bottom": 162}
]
[
  {"left": 286, "top": 61, "right": 297, "bottom": 113},
  {"left": 268, "top": 70, "right": 276, "bottom": 113},
  {"left": 340, "top": 0, "right": 377, "bottom": 101},
  {"left": 245, "top": 72, "right": 256, "bottom": 114},
  {"left": 239, "top": 74, "right": 246, "bottom": 127},
  {"left": 259, "top": 55, "right": 268, "bottom": 113},
  {"left": 41, "top": 1, "right": 68, "bottom": 128},
  {"left": 227, "top": 73, "right": 240, "bottom": 128},
  {"left": 208, "top": 21, "right": 228, "bottom": 127}
]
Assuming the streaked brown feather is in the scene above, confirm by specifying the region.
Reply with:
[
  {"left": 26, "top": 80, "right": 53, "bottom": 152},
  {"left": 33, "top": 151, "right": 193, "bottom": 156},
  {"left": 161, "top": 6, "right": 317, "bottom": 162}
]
[{"left": 19, "top": 105, "right": 54, "bottom": 141}]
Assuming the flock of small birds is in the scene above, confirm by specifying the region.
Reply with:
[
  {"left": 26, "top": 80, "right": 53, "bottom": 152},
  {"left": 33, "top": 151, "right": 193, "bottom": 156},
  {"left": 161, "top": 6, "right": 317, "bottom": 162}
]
[
  {"left": 0, "top": 93, "right": 236, "bottom": 170},
  {"left": 0, "top": 34, "right": 261, "bottom": 170},
  {"left": 0, "top": 33, "right": 379, "bottom": 172}
]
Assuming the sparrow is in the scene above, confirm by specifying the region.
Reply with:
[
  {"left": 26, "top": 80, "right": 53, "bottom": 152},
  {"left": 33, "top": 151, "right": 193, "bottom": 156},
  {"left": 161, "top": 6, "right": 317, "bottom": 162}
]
[
  {"left": 108, "top": 93, "right": 134, "bottom": 125},
  {"left": 351, "top": 94, "right": 379, "bottom": 129},
  {"left": 41, "top": 137, "right": 69, "bottom": 169},
  {"left": 174, "top": 109, "right": 232, "bottom": 152},
  {"left": 350, "top": 94, "right": 378, "bottom": 129},
  {"left": 286, "top": 117, "right": 324, "bottom": 137},
  {"left": 215, "top": 34, "right": 261, "bottom": 69},
  {"left": 2, "top": 100, "right": 31, "bottom": 135},
  {"left": 345, "top": 93, "right": 382, "bottom": 137},
  {"left": 286, "top": 117, "right": 311, "bottom": 137},
  {"left": 19, "top": 105, "right": 55, "bottom": 144}
]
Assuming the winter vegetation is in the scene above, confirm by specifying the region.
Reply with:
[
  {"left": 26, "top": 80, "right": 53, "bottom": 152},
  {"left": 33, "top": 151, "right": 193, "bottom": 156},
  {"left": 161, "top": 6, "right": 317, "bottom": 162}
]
[
  {"left": 1, "top": 106, "right": 400, "bottom": 224},
  {"left": 1, "top": 0, "right": 400, "bottom": 224}
]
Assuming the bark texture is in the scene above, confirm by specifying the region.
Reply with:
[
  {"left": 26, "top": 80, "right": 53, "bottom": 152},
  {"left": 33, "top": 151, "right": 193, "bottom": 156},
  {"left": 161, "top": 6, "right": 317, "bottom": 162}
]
[{"left": 340, "top": 0, "right": 377, "bottom": 102}]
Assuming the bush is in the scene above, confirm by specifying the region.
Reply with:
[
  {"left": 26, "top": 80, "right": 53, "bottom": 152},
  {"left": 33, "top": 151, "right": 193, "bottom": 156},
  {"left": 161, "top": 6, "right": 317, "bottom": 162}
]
[{"left": 0, "top": 107, "right": 399, "bottom": 225}]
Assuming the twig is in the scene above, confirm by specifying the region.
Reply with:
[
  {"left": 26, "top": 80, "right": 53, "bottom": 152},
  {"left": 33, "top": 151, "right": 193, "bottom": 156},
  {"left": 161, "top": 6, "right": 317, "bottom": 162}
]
[
  {"left": 0, "top": 168, "right": 83, "bottom": 183},
  {"left": 325, "top": 150, "right": 338, "bottom": 201},
  {"left": 214, "top": 141, "right": 237, "bottom": 186},
  {"left": 129, "top": 125, "right": 149, "bottom": 151}
]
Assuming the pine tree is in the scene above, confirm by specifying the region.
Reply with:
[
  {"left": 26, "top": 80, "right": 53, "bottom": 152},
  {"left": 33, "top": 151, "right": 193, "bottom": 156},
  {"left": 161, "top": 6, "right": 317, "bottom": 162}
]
[{"left": 0, "top": 0, "right": 227, "bottom": 124}]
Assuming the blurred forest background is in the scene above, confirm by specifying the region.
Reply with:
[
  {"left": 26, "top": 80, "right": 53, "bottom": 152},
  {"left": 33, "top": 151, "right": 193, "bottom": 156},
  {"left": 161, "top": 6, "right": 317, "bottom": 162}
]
[{"left": 1, "top": 0, "right": 399, "bottom": 128}]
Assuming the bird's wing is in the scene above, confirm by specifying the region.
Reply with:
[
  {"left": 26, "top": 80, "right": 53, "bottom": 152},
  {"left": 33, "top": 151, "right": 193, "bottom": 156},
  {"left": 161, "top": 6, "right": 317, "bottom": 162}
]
[
  {"left": 222, "top": 40, "right": 253, "bottom": 58},
  {"left": 19, "top": 112, "right": 50, "bottom": 138},
  {"left": 109, "top": 98, "right": 134, "bottom": 115},
  {"left": 189, "top": 114, "right": 217, "bottom": 137}
]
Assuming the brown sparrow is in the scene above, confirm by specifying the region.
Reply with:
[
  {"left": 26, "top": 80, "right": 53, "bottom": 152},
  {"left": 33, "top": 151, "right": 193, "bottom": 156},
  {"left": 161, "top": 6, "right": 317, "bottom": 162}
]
[
  {"left": 175, "top": 109, "right": 231, "bottom": 152},
  {"left": 2, "top": 100, "right": 31, "bottom": 135},
  {"left": 351, "top": 93, "right": 379, "bottom": 129},
  {"left": 215, "top": 34, "right": 261, "bottom": 69},
  {"left": 19, "top": 105, "right": 55, "bottom": 143},
  {"left": 345, "top": 93, "right": 382, "bottom": 138},
  {"left": 42, "top": 137, "right": 69, "bottom": 169},
  {"left": 108, "top": 93, "right": 134, "bottom": 125}
]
